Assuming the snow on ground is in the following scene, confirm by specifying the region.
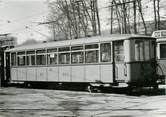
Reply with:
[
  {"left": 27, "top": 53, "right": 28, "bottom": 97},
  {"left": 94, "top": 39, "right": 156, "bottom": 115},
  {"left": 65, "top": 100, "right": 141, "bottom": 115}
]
[{"left": 0, "top": 87, "right": 166, "bottom": 117}]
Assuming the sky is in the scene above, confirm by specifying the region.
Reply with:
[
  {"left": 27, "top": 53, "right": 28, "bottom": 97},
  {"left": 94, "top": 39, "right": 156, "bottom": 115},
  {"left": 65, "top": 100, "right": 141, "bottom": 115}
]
[{"left": 0, "top": 0, "right": 49, "bottom": 44}]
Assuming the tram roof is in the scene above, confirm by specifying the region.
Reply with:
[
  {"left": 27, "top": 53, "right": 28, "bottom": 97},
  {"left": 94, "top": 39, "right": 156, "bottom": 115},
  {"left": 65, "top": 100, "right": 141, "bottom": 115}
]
[{"left": 6, "top": 34, "right": 155, "bottom": 52}]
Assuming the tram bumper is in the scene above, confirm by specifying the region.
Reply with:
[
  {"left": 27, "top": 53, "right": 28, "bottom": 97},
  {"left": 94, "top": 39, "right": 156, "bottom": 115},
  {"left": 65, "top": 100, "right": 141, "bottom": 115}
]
[{"left": 156, "top": 75, "right": 165, "bottom": 84}]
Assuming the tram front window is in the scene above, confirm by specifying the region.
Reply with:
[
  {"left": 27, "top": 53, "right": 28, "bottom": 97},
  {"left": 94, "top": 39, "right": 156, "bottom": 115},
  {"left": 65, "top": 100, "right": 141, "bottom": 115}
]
[{"left": 135, "top": 40, "right": 153, "bottom": 61}]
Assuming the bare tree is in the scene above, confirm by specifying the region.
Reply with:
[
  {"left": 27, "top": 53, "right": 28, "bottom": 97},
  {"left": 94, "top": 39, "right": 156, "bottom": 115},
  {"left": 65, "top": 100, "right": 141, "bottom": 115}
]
[
  {"left": 109, "top": 0, "right": 147, "bottom": 35},
  {"left": 47, "top": 0, "right": 101, "bottom": 40}
]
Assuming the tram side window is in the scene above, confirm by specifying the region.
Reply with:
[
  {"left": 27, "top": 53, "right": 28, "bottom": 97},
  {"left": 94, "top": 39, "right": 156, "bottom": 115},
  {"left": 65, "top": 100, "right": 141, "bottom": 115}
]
[
  {"left": 11, "top": 53, "right": 16, "bottom": 66},
  {"left": 27, "top": 55, "right": 35, "bottom": 65},
  {"left": 114, "top": 41, "right": 124, "bottom": 62},
  {"left": 17, "top": 51, "right": 26, "bottom": 66},
  {"left": 36, "top": 55, "right": 46, "bottom": 65},
  {"left": 17, "top": 56, "right": 25, "bottom": 66},
  {"left": 85, "top": 44, "right": 99, "bottom": 63},
  {"left": 27, "top": 51, "right": 35, "bottom": 66},
  {"left": 71, "top": 46, "right": 84, "bottom": 64},
  {"left": 59, "top": 53, "right": 70, "bottom": 64},
  {"left": 47, "top": 48, "right": 57, "bottom": 65},
  {"left": 71, "top": 52, "right": 84, "bottom": 64},
  {"left": 160, "top": 44, "right": 166, "bottom": 59},
  {"left": 58, "top": 47, "right": 70, "bottom": 64},
  {"left": 135, "top": 40, "right": 144, "bottom": 61},
  {"left": 100, "top": 43, "right": 111, "bottom": 62},
  {"left": 47, "top": 53, "right": 57, "bottom": 65},
  {"left": 36, "top": 50, "right": 46, "bottom": 65}
]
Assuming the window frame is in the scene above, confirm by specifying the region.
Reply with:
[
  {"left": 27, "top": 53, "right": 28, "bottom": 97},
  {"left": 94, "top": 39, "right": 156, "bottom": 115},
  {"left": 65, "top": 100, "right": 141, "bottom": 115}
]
[
  {"left": 85, "top": 43, "right": 99, "bottom": 64},
  {"left": 17, "top": 51, "right": 26, "bottom": 66},
  {"left": 36, "top": 49, "right": 47, "bottom": 65},
  {"left": 47, "top": 48, "right": 58, "bottom": 65},
  {"left": 26, "top": 50, "right": 36, "bottom": 66},
  {"left": 100, "top": 42, "right": 112, "bottom": 63},
  {"left": 11, "top": 52, "right": 17, "bottom": 66},
  {"left": 113, "top": 40, "right": 125, "bottom": 62},
  {"left": 159, "top": 43, "right": 166, "bottom": 59},
  {"left": 58, "top": 46, "right": 71, "bottom": 65},
  {"left": 71, "top": 45, "right": 84, "bottom": 64}
]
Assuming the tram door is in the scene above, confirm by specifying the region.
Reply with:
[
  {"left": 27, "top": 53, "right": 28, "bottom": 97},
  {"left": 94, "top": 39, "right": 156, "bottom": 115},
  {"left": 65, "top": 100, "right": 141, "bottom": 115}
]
[
  {"left": 0, "top": 48, "right": 4, "bottom": 86},
  {"left": 5, "top": 52, "right": 10, "bottom": 85},
  {"left": 113, "top": 41, "right": 125, "bottom": 83}
]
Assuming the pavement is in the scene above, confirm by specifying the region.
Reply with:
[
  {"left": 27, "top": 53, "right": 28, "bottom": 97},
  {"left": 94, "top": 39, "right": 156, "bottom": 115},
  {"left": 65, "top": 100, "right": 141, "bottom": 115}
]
[{"left": 0, "top": 87, "right": 166, "bottom": 117}]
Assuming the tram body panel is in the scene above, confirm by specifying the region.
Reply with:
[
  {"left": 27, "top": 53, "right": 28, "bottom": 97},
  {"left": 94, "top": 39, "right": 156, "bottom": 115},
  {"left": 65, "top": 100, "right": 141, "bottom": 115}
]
[
  {"left": 71, "top": 65, "right": 84, "bottom": 82},
  {"left": 36, "top": 67, "right": 47, "bottom": 81},
  {"left": 59, "top": 66, "right": 71, "bottom": 82},
  {"left": 17, "top": 68, "right": 27, "bottom": 81},
  {"left": 129, "top": 63, "right": 155, "bottom": 83},
  {"left": 85, "top": 65, "right": 100, "bottom": 82},
  {"left": 26, "top": 67, "right": 37, "bottom": 81},
  {"left": 100, "top": 64, "right": 113, "bottom": 83},
  {"left": 47, "top": 66, "right": 59, "bottom": 81},
  {"left": 11, "top": 68, "right": 18, "bottom": 81}
]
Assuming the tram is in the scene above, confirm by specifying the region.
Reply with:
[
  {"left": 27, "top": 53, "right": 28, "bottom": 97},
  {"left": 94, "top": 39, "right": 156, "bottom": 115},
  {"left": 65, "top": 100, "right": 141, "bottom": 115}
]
[
  {"left": 152, "top": 30, "right": 166, "bottom": 82},
  {"left": 5, "top": 34, "right": 160, "bottom": 88}
]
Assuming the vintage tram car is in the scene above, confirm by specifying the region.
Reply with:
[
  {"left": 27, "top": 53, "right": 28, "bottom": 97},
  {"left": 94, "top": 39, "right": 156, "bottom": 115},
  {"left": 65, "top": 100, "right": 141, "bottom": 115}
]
[{"left": 4, "top": 34, "right": 161, "bottom": 88}]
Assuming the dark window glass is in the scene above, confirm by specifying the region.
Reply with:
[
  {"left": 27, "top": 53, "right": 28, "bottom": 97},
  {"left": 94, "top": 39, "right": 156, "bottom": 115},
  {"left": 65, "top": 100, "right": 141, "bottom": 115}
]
[
  {"left": 58, "top": 47, "right": 70, "bottom": 52},
  {"left": 47, "top": 48, "right": 57, "bottom": 53},
  {"left": 17, "top": 51, "right": 25, "bottom": 55},
  {"left": 100, "top": 43, "right": 111, "bottom": 62},
  {"left": 27, "top": 51, "right": 35, "bottom": 54},
  {"left": 160, "top": 44, "right": 166, "bottom": 59},
  {"left": 85, "top": 44, "right": 98, "bottom": 49},
  {"left": 11, "top": 53, "right": 16, "bottom": 66},
  {"left": 151, "top": 41, "right": 155, "bottom": 59},
  {"left": 36, "top": 50, "right": 46, "bottom": 54},
  {"left": 36, "top": 55, "right": 46, "bottom": 65},
  {"left": 71, "top": 46, "right": 83, "bottom": 51},
  {"left": 47, "top": 53, "right": 57, "bottom": 65},
  {"left": 17, "top": 56, "right": 25, "bottom": 66},
  {"left": 71, "top": 52, "right": 84, "bottom": 64},
  {"left": 86, "top": 50, "right": 98, "bottom": 63},
  {"left": 59, "top": 53, "right": 70, "bottom": 64},
  {"left": 27, "top": 55, "right": 35, "bottom": 65}
]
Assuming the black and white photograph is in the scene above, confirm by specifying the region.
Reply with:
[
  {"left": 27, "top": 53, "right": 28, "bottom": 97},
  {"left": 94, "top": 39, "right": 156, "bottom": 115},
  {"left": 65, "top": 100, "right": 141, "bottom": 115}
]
[{"left": 0, "top": 0, "right": 166, "bottom": 116}]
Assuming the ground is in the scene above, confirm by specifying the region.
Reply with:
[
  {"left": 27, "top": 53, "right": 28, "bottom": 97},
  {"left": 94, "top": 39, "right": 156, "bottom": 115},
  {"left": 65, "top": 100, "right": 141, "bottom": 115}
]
[{"left": 0, "top": 87, "right": 166, "bottom": 117}]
